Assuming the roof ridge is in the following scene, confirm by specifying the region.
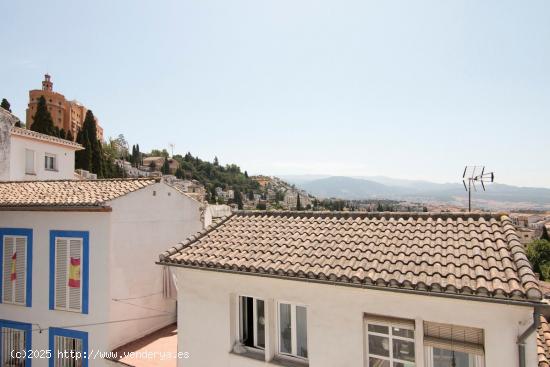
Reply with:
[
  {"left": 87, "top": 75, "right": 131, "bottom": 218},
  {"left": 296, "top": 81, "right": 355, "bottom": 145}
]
[
  {"left": 11, "top": 126, "right": 84, "bottom": 149},
  {"left": 235, "top": 210, "right": 506, "bottom": 221}
]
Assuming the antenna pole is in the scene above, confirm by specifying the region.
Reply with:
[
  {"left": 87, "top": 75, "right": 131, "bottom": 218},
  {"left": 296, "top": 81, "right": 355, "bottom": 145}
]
[{"left": 468, "top": 180, "right": 471, "bottom": 212}]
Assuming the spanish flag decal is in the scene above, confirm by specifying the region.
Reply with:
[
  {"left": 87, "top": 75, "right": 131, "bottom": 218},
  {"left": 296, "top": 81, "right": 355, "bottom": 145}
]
[
  {"left": 68, "top": 257, "right": 81, "bottom": 288},
  {"left": 10, "top": 252, "right": 16, "bottom": 281}
]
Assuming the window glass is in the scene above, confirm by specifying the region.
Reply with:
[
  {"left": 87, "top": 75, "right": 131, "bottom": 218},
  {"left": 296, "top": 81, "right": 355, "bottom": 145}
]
[
  {"left": 392, "top": 327, "right": 414, "bottom": 339},
  {"left": 433, "top": 348, "right": 474, "bottom": 367},
  {"left": 393, "top": 339, "right": 415, "bottom": 362},
  {"left": 279, "top": 303, "right": 292, "bottom": 354},
  {"left": 369, "top": 324, "right": 389, "bottom": 334},
  {"left": 256, "top": 299, "right": 265, "bottom": 348},
  {"left": 296, "top": 305, "right": 308, "bottom": 358},
  {"left": 367, "top": 322, "right": 415, "bottom": 367},
  {"left": 369, "top": 334, "right": 390, "bottom": 357},
  {"left": 239, "top": 296, "right": 265, "bottom": 349},
  {"left": 369, "top": 357, "right": 390, "bottom": 367}
]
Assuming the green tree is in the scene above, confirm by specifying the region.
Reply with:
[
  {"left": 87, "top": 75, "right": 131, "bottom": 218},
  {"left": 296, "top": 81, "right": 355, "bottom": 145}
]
[
  {"left": 161, "top": 158, "right": 170, "bottom": 175},
  {"left": 234, "top": 189, "right": 243, "bottom": 210},
  {"left": 543, "top": 226, "right": 550, "bottom": 241},
  {"left": 75, "top": 110, "right": 103, "bottom": 176},
  {"left": 31, "top": 96, "right": 55, "bottom": 135},
  {"left": 296, "top": 194, "right": 302, "bottom": 210},
  {"left": 1, "top": 98, "right": 11, "bottom": 112},
  {"left": 66, "top": 129, "right": 74, "bottom": 141},
  {"left": 526, "top": 239, "right": 550, "bottom": 280}
]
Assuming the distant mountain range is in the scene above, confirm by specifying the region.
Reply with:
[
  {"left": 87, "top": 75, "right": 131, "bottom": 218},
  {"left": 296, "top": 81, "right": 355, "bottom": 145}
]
[{"left": 281, "top": 175, "right": 550, "bottom": 210}]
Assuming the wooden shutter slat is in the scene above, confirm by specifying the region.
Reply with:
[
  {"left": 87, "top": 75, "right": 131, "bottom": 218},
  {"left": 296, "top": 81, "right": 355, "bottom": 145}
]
[
  {"left": 14, "top": 236, "right": 26, "bottom": 304},
  {"left": 55, "top": 238, "right": 69, "bottom": 310},
  {"left": 3, "top": 236, "right": 15, "bottom": 303},
  {"left": 68, "top": 239, "right": 82, "bottom": 312}
]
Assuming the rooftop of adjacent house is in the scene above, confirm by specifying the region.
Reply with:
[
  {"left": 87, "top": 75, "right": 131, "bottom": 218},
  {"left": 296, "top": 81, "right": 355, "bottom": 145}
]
[
  {"left": 0, "top": 178, "right": 159, "bottom": 209},
  {"left": 160, "top": 211, "right": 543, "bottom": 303},
  {"left": 11, "top": 126, "right": 84, "bottom": 150},
  {"left": 110, "top": 323, "right": 178, "bottom": 367},
  {"left": 538, "top": 315, "right": 550, "bottom": 367}
]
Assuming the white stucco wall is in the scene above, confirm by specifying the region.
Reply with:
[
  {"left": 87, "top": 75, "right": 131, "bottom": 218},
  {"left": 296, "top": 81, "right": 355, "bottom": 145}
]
[
  {"left": 0, "top": 211, "right": 112, "bottom": 367},
  {"left": 107, "top": 183, "right": 204, "bottom": 350},
  {"left": 175, "top": 267, "right": 538, "bottom": 367},
  {"left": 8, "top": 135, "right": 77, "bottom": 180}
]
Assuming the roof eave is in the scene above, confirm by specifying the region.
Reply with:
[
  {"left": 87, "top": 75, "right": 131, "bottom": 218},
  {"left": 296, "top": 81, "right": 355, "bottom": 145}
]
[{"left": 158, "top": 261, "right": 547, "bottom": 308}]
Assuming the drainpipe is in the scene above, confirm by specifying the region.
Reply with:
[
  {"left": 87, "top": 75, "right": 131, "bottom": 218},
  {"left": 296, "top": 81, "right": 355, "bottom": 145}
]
[{"left": 517, "top": 307, "right": 541, "bottom": 367}]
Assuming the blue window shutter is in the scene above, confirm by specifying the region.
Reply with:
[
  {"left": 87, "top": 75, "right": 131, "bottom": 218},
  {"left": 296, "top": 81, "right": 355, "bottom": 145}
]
[{"left": 0, "top": 228, "right": 33, "bottom": 307}]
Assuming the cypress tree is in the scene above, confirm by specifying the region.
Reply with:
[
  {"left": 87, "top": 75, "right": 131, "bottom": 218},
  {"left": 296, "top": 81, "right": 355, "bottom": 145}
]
[
  {"left": 31, "top": 96, "right": 55, "bottom": 135},
  {"left": 161, "top": 158, "right": 170, "bottom": 174},
  {"left": 59, "top": 129, "right": 66, "bottom": 139},
  {"left": 296, "top": 194, "right": 302, "bottom": 211},
  {"left": 75, "top": 129, "right": 92, "bottom": 171},
  {"left": 1, "top": 98, "right": 11, "bottom": 112},
  {"left": 66, "top": 129, "right": 74, "bottom": 142}
]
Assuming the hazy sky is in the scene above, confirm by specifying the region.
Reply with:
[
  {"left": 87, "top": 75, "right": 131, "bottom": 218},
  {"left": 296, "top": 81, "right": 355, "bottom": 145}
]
[{"left": 1, "top": 0, "right": 549, "bottom": 187}]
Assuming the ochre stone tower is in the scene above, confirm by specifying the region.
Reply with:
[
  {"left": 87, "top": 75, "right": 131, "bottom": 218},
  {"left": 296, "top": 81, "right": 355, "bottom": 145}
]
[{"left": 26, "top": 74, "right": 103, "bottom": 141}]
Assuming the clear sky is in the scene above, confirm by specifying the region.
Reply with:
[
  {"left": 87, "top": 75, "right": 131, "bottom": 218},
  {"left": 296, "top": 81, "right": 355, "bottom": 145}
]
[{"left": 1, "top": 0, "right": 549, "bottom": 187}]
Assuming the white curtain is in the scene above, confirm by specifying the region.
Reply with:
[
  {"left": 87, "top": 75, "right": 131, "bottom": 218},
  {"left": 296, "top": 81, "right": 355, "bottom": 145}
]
[{"left": 162, "top": 266, "right": 177, "bottom": 299}]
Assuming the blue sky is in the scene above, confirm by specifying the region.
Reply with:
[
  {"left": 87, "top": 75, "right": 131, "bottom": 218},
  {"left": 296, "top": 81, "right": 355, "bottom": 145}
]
[{"left": 1, "top": 0, "right": 549, "bottom": 187}]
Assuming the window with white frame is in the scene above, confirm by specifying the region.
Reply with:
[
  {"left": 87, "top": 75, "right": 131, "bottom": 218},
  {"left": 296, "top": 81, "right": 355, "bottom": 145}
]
[
  {"left": 238, "top": 296, "right": 265, "bottom": 350},
  {"left": 423, "top": 322, "right": 484, "bottom": 367},
  {"left": 45, "top": 153, "right": 57, "bottom": 171},
  {"left": 54, "top": 237, "right": 83, "bottom": 312},
  {"left": 25, "top": 149, "right": 35, "bottom": 174},
  {"left": 2, "top": 235, "right": 27, "bottom": 305},
  {"left": 365, "top": 316, "right": 416, "bottom": 367},
  {"left": 278, "top": 302, "right": 308, "bottom": 360}
]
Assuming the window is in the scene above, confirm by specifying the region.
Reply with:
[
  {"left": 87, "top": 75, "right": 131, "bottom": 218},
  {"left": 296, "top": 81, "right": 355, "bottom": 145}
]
[
  {"left": 25, "top": 150, "right": 35, "bottom": 174},
  {"left": 49, "top": 328, "right": 88, "bottom": 367},
  {"left": 238, "top": 296, "right": 265, "bottom": 350},
  {"left": 49, "top": 231, "right": 89, "bottom": 314},
  {"left": 0, "top": 229, "right": 32, "bottom": 307},
  {"left": 45, "top": 154, "right": 57, "bottom": 171},
  {"left": 423, "top": 322, "right": 484, "bottom": 367},
  {"left": 365, "top": 317, "right": 415, "bottom": 367},
  {"left": 0, "top": 320, "right": 32, "bottom": 367},
  {"left": 278, "top": 302, "right": 308, "bottom": 360}
]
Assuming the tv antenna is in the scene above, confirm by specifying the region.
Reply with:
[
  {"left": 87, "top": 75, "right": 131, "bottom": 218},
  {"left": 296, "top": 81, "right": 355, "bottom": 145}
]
[{"left": 462, "top": 166, "right": 494, "bottom": 212}]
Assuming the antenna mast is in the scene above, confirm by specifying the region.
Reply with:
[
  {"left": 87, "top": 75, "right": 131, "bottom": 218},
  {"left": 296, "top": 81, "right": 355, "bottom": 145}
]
[{"left": 462, "top": 166, "right": 495, "bottom": 211}]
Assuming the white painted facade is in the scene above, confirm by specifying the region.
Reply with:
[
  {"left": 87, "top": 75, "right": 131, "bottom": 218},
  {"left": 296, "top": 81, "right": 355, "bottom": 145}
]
[
  {"left": 4, "top": 133, "right": 80, "bottom": 181},
  {"left": 175, "top": 267, "right": 538, "bottom": 367},
  {"left": 0, "top": 182, "right": 203, "bottom": 366}
]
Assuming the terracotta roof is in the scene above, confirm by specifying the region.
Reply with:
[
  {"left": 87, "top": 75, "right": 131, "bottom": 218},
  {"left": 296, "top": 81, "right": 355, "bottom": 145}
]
[
  {"left": 11, "top": 127, "right": 83, "bottom": 149},
  {"left": 538, "top": 315, "right": 550, "bottom": 367},
  {"left": 160, "top": 211, "right": 542, "bottom": 302},
  {"left": 0, "top": 178, "right": 158, "bottom": 208}
]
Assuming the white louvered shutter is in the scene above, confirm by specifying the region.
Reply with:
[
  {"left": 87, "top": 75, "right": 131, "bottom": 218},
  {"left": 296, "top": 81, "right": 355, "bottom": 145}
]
[
  {"left": 55, "top": 238, "right": 69, "bottom": 310},
  {"left": 1, "top": 327, "right": 26, "bottom": 366},
  {"left": 1, "top": 236, "right": 25, "bottom": 304},
  {"left": 2, "top": 236, "right": 14, "bottom": 303},
  {"left": 54, "top": 335, "right": 82, "bottom": 367},
  {"left": 68, "top": 238, "right": 82, "bottom": 312},
  {"left": 14, "top": 236, "right": 27, "bottom": 305}
]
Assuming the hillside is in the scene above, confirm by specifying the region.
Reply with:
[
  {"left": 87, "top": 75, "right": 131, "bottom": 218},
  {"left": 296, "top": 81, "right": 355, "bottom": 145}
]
[{"left": 286, "top": 175, "right": 550, "bottom": 210}]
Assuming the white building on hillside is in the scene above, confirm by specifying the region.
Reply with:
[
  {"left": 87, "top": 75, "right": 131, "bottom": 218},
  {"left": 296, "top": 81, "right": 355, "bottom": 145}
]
[
  {"left": 159, "top": 211, "right": 544, "bottom": 367},
  {"left": 0, "top": 107, "right": 83, "bottom": 181},
  {"left": 0, "top": 178, "right": 203, "bottom": 366}
]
